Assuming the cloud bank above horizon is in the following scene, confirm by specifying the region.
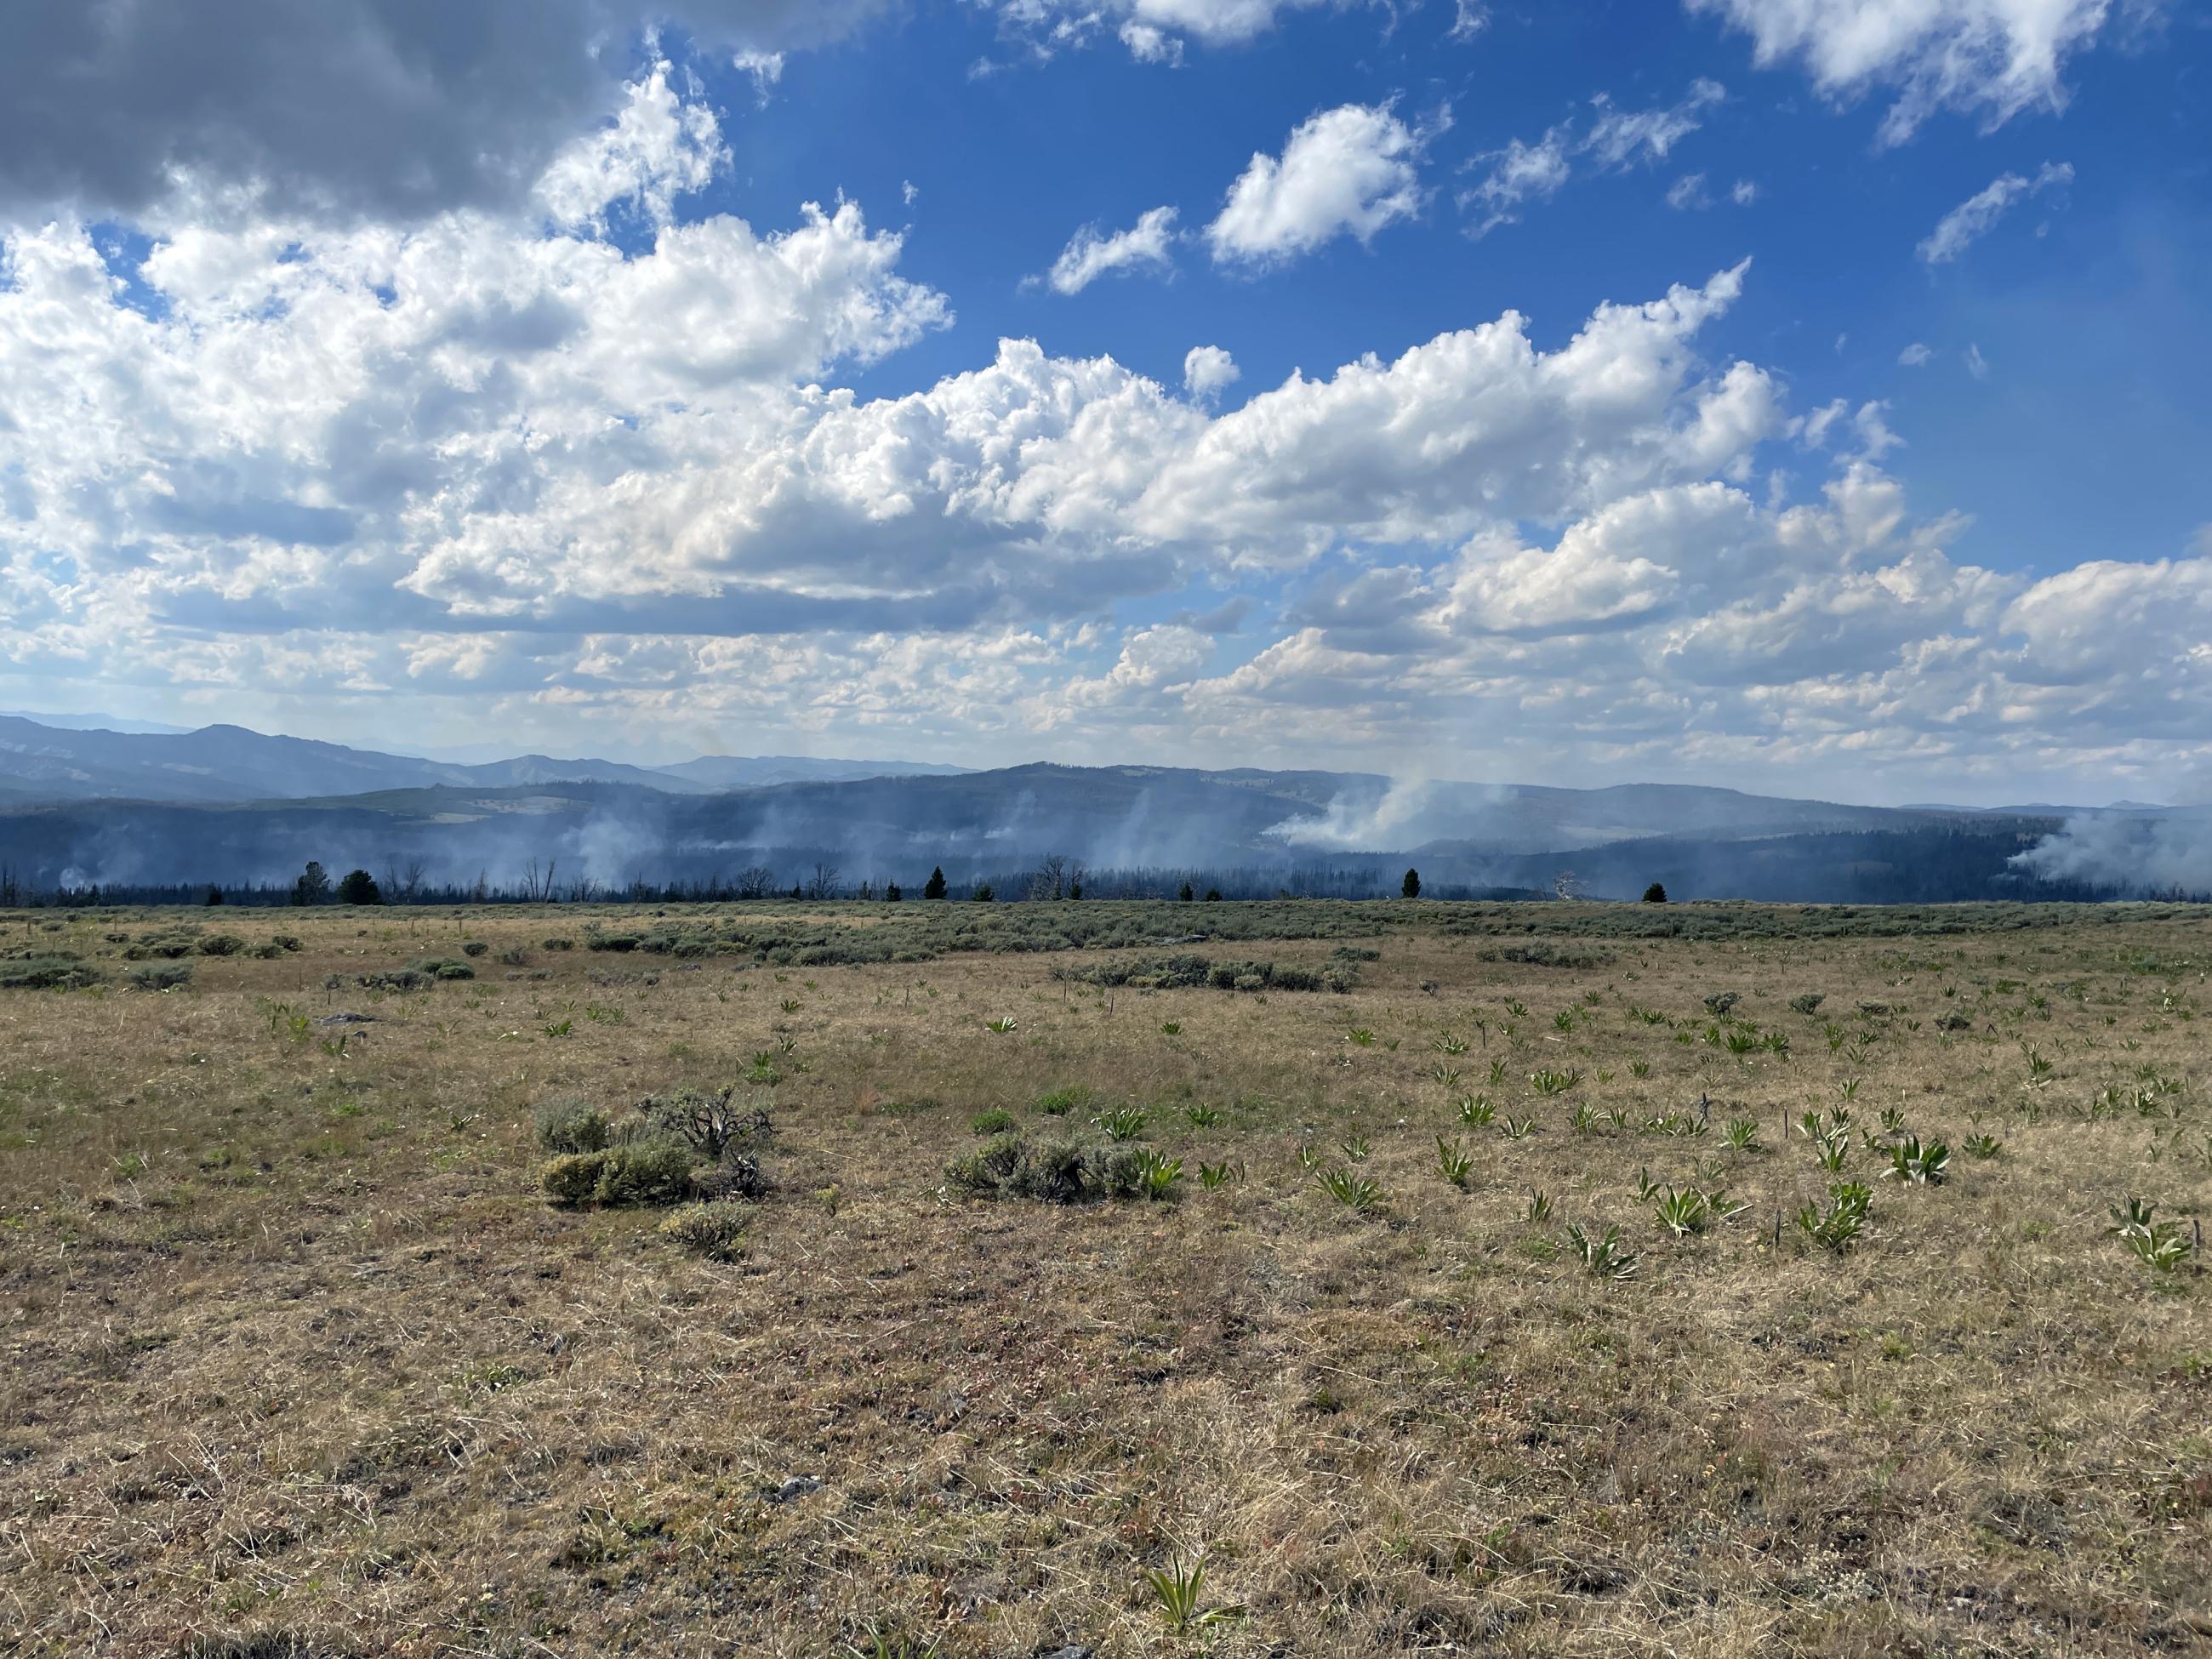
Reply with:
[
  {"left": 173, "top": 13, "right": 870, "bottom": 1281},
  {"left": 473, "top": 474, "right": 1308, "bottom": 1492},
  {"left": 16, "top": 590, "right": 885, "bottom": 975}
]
[{"left": 0, "top": 0, "right": 2203, "bottom": 807}]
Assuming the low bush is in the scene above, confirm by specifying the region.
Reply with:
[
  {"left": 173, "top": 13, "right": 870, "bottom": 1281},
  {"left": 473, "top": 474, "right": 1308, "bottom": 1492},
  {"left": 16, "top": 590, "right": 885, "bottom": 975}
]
[
  {"left": 0, "top": 957, "right": 104, "bottom": 990},
  {"left": 540, "top": 1151, "right": 611, "bottom": 1205},
  {"left": 638, "top": 1086, "right": 771, "bottom": 1159},
  {"left": 945, "top": 1134, "right": 1153, "bottom": 1204},
  {"left": 128, "top": 962, "right": 193, "bottom": 991},
  {"left": 195, "top": 933, "right": 245, "bottom": 957},
  {"left": 356, "top": 968, "right": 432, "bottom": 992},
  {"left": 1788, "top": 992, "right": 1826, "bottom": 1015},
  {"left": 590, "top": 1138, "right": 695, "bottom": 1206},
  {"left": 535, "top": 1098, "right": 610, "bottom": 1154},
  {"left": 461, "top": 941, "right": 489, "bottom": 958},
  {"left": 658, "top": 1200, "right": 751, "bottom": 1261},
  {"left": 1479, "top": 942, "right": 1616, "bottom": 970}
]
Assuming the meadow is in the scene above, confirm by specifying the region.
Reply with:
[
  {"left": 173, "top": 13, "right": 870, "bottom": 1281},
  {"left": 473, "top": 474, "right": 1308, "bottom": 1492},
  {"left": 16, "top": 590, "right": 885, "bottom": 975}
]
[{"left": 0, "top": 898, "right": 2207, "bottom": 1658}]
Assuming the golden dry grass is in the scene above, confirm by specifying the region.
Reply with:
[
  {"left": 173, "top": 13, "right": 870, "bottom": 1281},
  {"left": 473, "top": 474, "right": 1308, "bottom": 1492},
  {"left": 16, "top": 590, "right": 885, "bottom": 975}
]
[{"left": 1, "top": 900, "right": 2209, "bottom": 1658}]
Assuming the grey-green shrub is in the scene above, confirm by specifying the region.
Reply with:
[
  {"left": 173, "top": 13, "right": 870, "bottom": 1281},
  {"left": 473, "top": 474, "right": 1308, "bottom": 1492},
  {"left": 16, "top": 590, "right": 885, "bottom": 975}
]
[
  {"left": 535, "top": 1098, "right": 610, "bottom": 1154},
  {"left": 0, "top": 957, "right": 104, "bottom": 990},
  {"left": 591, "top": 1139, "right": 695, "bottom": 1206},
  {"left": 947, "top": 1132, "right": 1024, "bottom": 1195},
  {"left": 541, "top": 1151, "right": 611, "bottom": 1205},
  {"left": 658, "top": 1200, "right": 750, "bottom": 1261}
]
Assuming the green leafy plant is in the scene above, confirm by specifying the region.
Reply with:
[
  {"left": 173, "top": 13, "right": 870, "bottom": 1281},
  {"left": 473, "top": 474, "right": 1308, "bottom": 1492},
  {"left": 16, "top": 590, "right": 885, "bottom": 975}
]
[
  {"left": 1435, "top": 1137, "right": 1474, "bottom": 1189},
  {"left": 1160, "top": 1021, "right": 1183, "bottom": 1036},
  {"left": 1634, "top": 1166, "right": 1661, "bottom": 1201},
  {"left": 1184, "top": 1103, "right": 1221, "bottom": 1127},
  {"left": 1529, "top": 1067, "right": 1582, "bottom": 1096},
  {"left": 1565, "top": 1221, "right": 1639, "bottom": 1280},
  {"left": 1456, "top": 1093, "right": 1496, "bottom": 1127},
  {"left": 1339, "top": 1134, "right": 1371, "bottom": 1162},
  {"left": 1347, "top": 1027, "right": 1376, "bottom": 1047},
  {"left": 1095, "top": 1105, "right": 1149, "bottom": 1142},
  {"left": 1962, "top": 1132, "right": 2002, "bottom": 1159},
  {"left": 1723, "top": 1116, "right": 1763, "bottom": 1152},
  {"left": 1500, "top": 1115, "right": 1537, "bottom": 1140},
  {"left": 2109, "top": 1198, "right": 2193, "bottom": 1271},
  {"left": 1135, "top": 1149, "right": 1184, "bottom": 1200},
  {"left": 1197, "top": 1160, "right": 1245, "bottom": 1191},
  {"left": 1796, "top": 1181, "right": 1873, "bottom": 1253},
  {"left": 1430, "top": 1063, "right": 1462, "bottom": 1087},
  {"left": 1315, "top": 1167, "right": 1383, "bottom": 1213},
  {"left": 1434, "top": 1035, "right": 1470, "bottom": 1056},
  {"left": 1884, "top": 1136, "right": 1950, "bottom": 1185},
  {"left": 1143, "top": 1556, "right": 1232, "bottom": 1633},
  {"left": 1524, "top": 1188, "right": 1553, "bottom": 1223},
  {"left": 1653, "top": 1186, "right": 1711, "bottom": 1237}
]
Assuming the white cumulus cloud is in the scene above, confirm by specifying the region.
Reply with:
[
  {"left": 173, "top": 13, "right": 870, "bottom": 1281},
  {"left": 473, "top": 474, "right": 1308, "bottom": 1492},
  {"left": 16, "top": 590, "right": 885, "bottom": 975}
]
[
  {"left": 1687, "top": 0, "right": 2122, "bottom": 144},
  {"left": 1043, "top": 206, "right": 1180, "bottom": 294},
  {"left": 1916, "top": 160, "right": 2072, "bottom": 262},
  {"left": 1183, "top": 345, "right": 1241, "bottom": 397},
  {"left": 1206, "top": 102, "right": 1432, "bottom": 267}
]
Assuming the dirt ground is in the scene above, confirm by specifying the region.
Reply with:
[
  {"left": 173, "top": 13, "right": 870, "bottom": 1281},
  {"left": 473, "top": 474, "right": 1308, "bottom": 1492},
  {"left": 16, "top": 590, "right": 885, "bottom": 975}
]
[{"left": 1, "top": 899, "right": 2207, "bottom": 1657}]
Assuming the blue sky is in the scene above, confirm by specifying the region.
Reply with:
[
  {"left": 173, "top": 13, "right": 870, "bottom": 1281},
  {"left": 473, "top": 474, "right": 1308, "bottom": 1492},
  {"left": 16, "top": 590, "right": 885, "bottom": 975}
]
[{"left": 0, "top": 0, "right": 2206, "bottom": 804}]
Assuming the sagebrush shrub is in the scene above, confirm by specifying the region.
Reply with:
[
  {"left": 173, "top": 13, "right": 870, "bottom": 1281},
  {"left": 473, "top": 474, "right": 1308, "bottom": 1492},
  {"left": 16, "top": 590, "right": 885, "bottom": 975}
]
[
  {"left": 541, "top": 1151, "right": 611, "bottom": 1205},
  {"left": 658, "top": 1200, "right": 750, "bottom": 1261},
  {"left": 535, "top": 1098, "right": 610, "bottom": 1154},
  {"left": 602, "top": 1140, "right": 696, "bottom": 1206}
]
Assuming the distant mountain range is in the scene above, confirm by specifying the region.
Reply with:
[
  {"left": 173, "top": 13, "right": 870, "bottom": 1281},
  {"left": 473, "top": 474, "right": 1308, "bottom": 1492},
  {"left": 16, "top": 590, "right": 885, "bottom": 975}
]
[
  {"left": 0, "top": 714, "right": 966, "bottom": 804},
  {"left": 0, "top": 716, "right": 2200, "bottom": 903}
]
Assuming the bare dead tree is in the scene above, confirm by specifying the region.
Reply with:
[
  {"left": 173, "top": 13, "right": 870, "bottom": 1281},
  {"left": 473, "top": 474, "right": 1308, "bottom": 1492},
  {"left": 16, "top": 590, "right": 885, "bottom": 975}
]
[
  {"left": 1029, "top": 852, "right": 1070, "bottom": 901},
  {"left": 737, "top": 864, "right": 777, "bottom": 901},
  {"left": 806, "top": 862, "right": 841, "bottom": 901}
]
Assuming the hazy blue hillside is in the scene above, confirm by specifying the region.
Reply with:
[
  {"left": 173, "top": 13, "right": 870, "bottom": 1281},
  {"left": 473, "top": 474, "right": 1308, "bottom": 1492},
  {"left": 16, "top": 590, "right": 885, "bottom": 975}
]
[
  {"left": 0, "top": 715, "right": 961, "bottom": 804},
  {"left": 0, "top": 760, "right": 2184, "bottom": 903}
]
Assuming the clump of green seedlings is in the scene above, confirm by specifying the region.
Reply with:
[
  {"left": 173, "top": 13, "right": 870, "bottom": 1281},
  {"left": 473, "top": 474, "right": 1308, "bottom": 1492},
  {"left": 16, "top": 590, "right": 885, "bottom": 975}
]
[
  {"left": 1435, "top": 1137, "right": 1474, "bottom": 1189},
  {"left": 1564, "top": 1222, "right": 1639, "bottom": 1280},
  {"left": 1723, "top": 1116, "right": 1763, "bottom": 1152},
  {"left": 1143, "top": 1556, "right": 1234, "bottom": 1633},
  {"left": 1652, "top": 1186, "right": 1747, "bottom": 1237},
  {"left": 1457, "top": 1093, "right": 1497, "bottom": 1126},
  {"left": 1095, "top": 1105, "right": 1149, "bottom": 1142},
  {"left": 1314, "top": 1166, "right": 1383, "bottom": 1213},
  {"left": 1529, "top": 1067, "right": 1582, "bottom": 1096},
  {"left": 1035, "top": 1085, "right": 1092, "bottom": 1116},
  {"left": 2109, "top": 1198, "right": 2195, "bottom": 1272},
  {"left": 1796, "top": 1181, "right": 1873, "bottom": 1252},
  {"left": 1197, "top": 1160, "right": 1245, "bottom": 1190},
  {"left": 1884, "top": 1135, "right": 1951, "bottom": 1185}
]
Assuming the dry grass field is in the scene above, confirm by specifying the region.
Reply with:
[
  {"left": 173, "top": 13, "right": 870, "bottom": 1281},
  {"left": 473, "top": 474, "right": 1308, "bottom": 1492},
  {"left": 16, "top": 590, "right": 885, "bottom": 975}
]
[{"left": 1, "top": 898, "right": 2209, "bottom": 1659}]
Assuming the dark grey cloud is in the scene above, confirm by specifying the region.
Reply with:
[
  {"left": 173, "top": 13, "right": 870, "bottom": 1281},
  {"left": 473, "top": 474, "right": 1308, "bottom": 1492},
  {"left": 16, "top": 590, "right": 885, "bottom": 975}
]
[{"left": 0, "top": 0, "right": 890, "bottom": 221}]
